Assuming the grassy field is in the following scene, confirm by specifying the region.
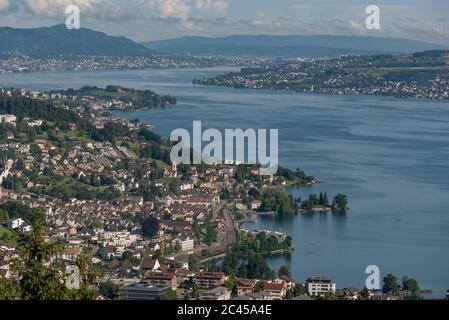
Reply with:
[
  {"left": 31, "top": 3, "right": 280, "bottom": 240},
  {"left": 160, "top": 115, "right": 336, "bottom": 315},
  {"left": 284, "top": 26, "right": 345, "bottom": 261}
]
[
  {"left": 154, "top": 159, "right": 170, "bottom": 169},
  {"left": 30, "top": 177, "right": 105, "bottom": 200},
  {"left": 0, "top": 225, "right": 15, "bottom": 238},
  {"left": 88, "top": 89, "right": 133, "bottom": 100}
]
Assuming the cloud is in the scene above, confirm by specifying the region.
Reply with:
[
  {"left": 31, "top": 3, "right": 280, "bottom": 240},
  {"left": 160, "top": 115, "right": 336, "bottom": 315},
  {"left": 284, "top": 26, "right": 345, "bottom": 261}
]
[
  {"left": 179, "top": 20, "right": 202, "bottom": 31},
  {"left": 157, "top": 0, "right": 191, "bottom": 20},
  {"left": 1, "top": 0, "right": 128, "bottom": 20},
  {"left": 196, "top": 0, "right": 228, "bottom": 15},
  {"left": 0, "top": 0, "right": 14, "bottom": 12},
  {"left": 144, "top": 0, "right": 208, "bottom": 32},
  {"left": 236, "top": 16, "right": 373, "bottom": 37},
  {"left": 0, "top": 0, "right": 8, "bottom": 11}
]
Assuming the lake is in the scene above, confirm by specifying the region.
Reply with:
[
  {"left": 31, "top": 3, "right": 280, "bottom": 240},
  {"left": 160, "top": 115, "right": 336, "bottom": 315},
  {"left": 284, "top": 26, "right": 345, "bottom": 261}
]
[{"left": 2, "top": 68, "right": 449, "bottom": 297}]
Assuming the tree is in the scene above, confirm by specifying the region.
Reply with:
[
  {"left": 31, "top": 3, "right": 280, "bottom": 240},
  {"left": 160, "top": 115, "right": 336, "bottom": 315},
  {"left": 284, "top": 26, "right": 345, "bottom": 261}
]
[
  {"left": 160, "top": 290, "right": 177, "bottom": 300},
  {"left": 245, "top": 253, "right": 275, "bottom": 280},
  {"left": 278, "top": 265, "right": 291, "bottom": 278},
  {"left": 319, "top": 192, "right": 324, "bottom": 206},
  {"left": 27, "top": 127, "right": 37, "bottom": 143},
  {"left": 402, "top": 276, "right": 420, "bottom": 295},
  {"left": 122, "top": 250, "right": 133, "bottom": 261},
  {"left": 360, "top": 287, "right": 372, "bottom": 299},
  {"left": 190, "top": 283, "right": 199, "bottom": 299},
  {"left": 205, "top": 224, "right": 217, "bottom": 245},
  {"left": 225, "top": 275, "right": 236, "bottom": 293},
  {"left": 0, "top": 208, "right": 9, "bottom": 224},
  {"left": 286, "top": 289, "right": 295, "bottom": 299},
  {"left": 382, "top": 273, "right": 400, "bottom": 295},
  {"left": 237, "top": 264, "right": 248, "bottom": 279},
  {"left": 0, "top": 277, "right": 20, "bottom": 300},
  {"left": 332, "top": 194, "right": 348, "bottom": 213},
  {"left": 141, "top": 216, "right": 160, "bottom": 238},
  {"left": 254, "top": 280, "right": 266, "bottom": 293},
  {"left": 2, "top": 210, "right": 97, "bottom": 300},
  {"left": 18, "top": 213, "right": 69, "bottom": 300},
  {"left": 188, "top": 254, "right": 200, "bottom": 271},
  {"left": 99, "top": 281, "right": 121, "bottom": 300},
  {"left": 323, "top": 192, "right": 329, "bottom": 207},
  {"left": 222, "top": 250, "right": 239, "bottom": 276},
  {"left": 293, "top": 283, "right": 305, "bottom": 296}
]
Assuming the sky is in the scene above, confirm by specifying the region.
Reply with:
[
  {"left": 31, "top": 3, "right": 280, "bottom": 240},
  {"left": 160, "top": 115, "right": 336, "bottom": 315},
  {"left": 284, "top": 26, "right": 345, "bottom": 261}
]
[{"left": 0, "top": 0, "right": 448, "bottom": 45}]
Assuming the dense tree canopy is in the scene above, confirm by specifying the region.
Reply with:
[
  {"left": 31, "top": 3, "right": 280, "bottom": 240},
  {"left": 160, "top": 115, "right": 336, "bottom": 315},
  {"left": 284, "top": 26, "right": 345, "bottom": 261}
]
[{"left": 141, "top": 216, "right": 160, "bottom": 238}]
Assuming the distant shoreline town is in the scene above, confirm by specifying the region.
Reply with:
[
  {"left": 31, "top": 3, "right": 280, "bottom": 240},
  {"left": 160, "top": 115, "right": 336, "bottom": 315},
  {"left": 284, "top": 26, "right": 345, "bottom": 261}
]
[
  {"left": 0, "top": 54, "right": 275, "bottom": 74},
  {"left": 3, "top": 50, "right": 448, "bottom": 102},
  {"left": 193, "top": 50, "right": 449, "bottom": 101}
]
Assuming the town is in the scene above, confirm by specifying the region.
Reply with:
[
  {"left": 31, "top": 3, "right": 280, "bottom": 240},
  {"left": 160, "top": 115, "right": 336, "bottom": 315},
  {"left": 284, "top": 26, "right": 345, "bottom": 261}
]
[
  {"left": 0, "top": 54, "right": 275, "bottom": 74},
  {"left": 193, "top": 50, "right": 449, "bottom": 101},
  {"left": 0, "top": 86, "right": 429, "bottom": 301}
]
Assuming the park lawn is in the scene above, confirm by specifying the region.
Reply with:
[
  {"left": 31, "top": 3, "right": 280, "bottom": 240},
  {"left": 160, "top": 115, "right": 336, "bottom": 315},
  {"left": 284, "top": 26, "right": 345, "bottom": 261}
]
[{"left": 55, "top": 129, "right": 92, "bottom": 143}]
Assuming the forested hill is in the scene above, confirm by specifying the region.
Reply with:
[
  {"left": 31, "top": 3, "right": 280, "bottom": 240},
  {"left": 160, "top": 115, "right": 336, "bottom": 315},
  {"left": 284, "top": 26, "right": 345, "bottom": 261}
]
[{"left": 0, "top": 25, "right": 159, "bottom": 57}]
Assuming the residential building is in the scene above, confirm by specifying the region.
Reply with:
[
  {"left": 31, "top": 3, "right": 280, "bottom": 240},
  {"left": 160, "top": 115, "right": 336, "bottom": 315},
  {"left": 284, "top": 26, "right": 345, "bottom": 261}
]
[
  {"left": 273, "top": 274, "right": 296, "bottom": 290},
  {"left": 0, "top": 255, "right": 10, "bottom": 278},
  {"left": 250, "top": 291, "right": 277, "bottom": 301},
  {"left": 120, "top": 282, "right": 171, "bottom": 300},
  {"left": 199, "top": 286, "right": 231, "bottom": 300},
  {"left": 263, "top": 282, "right": 286, "bottom": 300},
  {"left": 341, "top": 287, "right": 359, "bottom": 300},
  {"left": 54, "top": 247, "right": 81, "bottom": 262},
  {"left": 172, "top": 235, "right": 194, "bottom": 253},
  {"left": 140, "top": 257, "right": 160, "bottom": 271},
  {"left": 194, "top": 272, "right": 227, "bottom": 288},
  {"left": 100, "top": 245, "right": 117, "bottom": 259},
  {"left": 0, "top": 114, "right": 17, "bottom": 126},
  {"left": 7, "top": 218, "right": 25, "bottom": 230},
  {"left": 306, "top": 277, "right": 336, "bottom": 296},
  {"left": 146, "top": 271, "right": 177, "bottom": 291},
  {"left": 236, "top": 279, "right": 257, "bottom": 296}
]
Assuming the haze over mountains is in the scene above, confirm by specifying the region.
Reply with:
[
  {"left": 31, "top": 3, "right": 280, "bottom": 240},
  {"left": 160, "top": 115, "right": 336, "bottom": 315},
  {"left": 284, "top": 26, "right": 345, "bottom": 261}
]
[
  {"left": 143, "top": 35, "right": 447, "bottom": 57},
  {"left": 0, "top": 25, "right": 446, "bottom": 58}
]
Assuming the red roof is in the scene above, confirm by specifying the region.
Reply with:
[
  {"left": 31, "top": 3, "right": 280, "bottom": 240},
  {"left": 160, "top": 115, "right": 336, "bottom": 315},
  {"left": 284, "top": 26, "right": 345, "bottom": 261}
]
[
  {"left": 146, "top": 271, "right": 175, "bottom": 280},
  {"left": 140, "top": 257, "right": 159, "bottom": 270},
  {"left": 195, "top": 272, "right": 225, "bottom": 280}
]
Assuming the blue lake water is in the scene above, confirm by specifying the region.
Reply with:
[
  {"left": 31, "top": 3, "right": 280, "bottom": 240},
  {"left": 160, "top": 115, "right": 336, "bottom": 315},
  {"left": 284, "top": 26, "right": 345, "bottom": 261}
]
[{"left": 2, "top": 68, "right": 449, "bottom": 297}]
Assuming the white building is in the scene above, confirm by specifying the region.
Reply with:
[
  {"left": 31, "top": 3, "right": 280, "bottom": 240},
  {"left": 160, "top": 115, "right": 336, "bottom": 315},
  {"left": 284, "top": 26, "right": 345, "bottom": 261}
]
[
  {"left": 0, "top": 114, "right": 17, "bottom": 126},
  {"left": 99, "top": 231, "right": 140, "bottom": 248},
  {"left": 172, "top": 236, "right": 194, "bottom": 253},
  {"left": 54, "top": 247, "right": 81, "bottom": 262},
  {"left": 199, "top": 286, "right": 231, "bottom": 300},
  {"left": 306, "top": 277, "right": 336, "bottom": 296},
  {"left": 21, "top": 225, "right": 33, "bottom": 233},
  {"left": 0, "top": 159, "right": 14, "bottom": 184},
  {"left": 7, "top": 218, "right": 25, "bottom": 230}
]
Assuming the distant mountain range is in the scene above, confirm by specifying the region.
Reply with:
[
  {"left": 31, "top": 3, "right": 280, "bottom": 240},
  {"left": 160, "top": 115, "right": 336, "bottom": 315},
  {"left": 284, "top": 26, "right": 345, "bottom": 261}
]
[
  {"left": 0, "top": 25, "right": 158, "bottom": 57},
  {"left": 1, "top": 25, "right": 447, "bottom": 59},
  {"left": 142, "top": 35, "right": 448, "bottom": 57}
]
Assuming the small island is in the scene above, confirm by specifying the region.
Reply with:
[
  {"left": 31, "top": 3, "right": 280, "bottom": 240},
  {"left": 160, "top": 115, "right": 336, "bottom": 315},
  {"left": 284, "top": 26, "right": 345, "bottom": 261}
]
[{"left": 246, "top": 190, "right": 349, "bottom": 216}]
